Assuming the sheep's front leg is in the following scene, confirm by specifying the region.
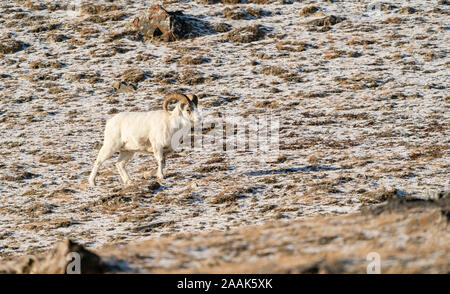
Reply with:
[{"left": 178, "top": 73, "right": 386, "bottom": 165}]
[{"left": 153, "top": 148, "right": 166, "bottom": 180}]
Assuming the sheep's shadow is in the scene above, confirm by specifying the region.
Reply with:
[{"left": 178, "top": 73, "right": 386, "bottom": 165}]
[
  {"left": 178, "top": 12, "right": 217, "bottom": 39},
  {"left": 173, "top": 11, "right": 273, "bottom": 40},
  {"left": 243, "top": 165, "right": 353, "bottom": 176}
]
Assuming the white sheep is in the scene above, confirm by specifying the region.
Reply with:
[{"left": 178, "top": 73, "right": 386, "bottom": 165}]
[{"left": 88, "top": 93, "right": 201, "bottom": 186}]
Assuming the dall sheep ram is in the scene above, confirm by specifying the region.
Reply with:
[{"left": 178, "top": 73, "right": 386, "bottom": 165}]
[{"left": 88, "top": 93, "right": 201, "bottom": 186}]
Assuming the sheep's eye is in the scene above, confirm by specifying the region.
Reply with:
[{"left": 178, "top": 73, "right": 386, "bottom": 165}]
[{"left": 187, "top": 109, "right": 191, "bottom": 113}]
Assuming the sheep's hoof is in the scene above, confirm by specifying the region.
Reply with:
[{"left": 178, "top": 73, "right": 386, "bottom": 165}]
[
  {"left": 156, "top": 174, "right": 165, "bottom": 180},
  {"left": 124, "top": 180, "right": 134, "bottom": 186},
  {"left": 88, "top": 179, "right": 96, "bottom": 187},
  {"left": 143, "top": 169, "right": 157, "bottom": 179}
]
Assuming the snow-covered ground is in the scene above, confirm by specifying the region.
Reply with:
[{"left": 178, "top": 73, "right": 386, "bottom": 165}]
[{"left": 0, "top": 0, "right": 448, "bottom": 259}]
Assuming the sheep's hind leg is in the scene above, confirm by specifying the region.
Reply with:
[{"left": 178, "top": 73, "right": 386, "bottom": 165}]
[
  {"left": 116, "top": 151, "right": 134, "bottom": 186},
  {"left": 153, "top": 149, "right": 166, "bottom": 180},
  {"left": 89, "top": 145, "right": 117, "bottom": 187}
]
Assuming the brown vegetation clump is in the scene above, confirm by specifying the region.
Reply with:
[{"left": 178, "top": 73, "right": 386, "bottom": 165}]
[
  {"left": 179, "top": 56, "right": 209, "bottom": 65},
  {"left": 361, "top": 188, "right": 400, "bottom": 204},
  {"left": 210, "top": 187, "right": 249, "bottom": 204},
  {"left": 222, "top": 7, "right": 269, "bottom": 20},
  {"left": 276, "top": 41, "right": 308, "bottom": 52},
  {"left": 211, "top": 191, "right": 239, "bottom": 204},
  {"left": 197, "top": 0, "right": 243, "bottom": 4},
  {"left": 246, "top": 7, "right": 269, "bottom": 18},
  {"left": 84, "top": 12, "right": 127, "bottom": 23},
  {"left": 347, "top": 38, "right": 375, "bottom": 46},
  {"left": 398, "top": 7, "right": 417, "bottom": 14},
  {"left": 261, "top": 65, "right": 288, "bottom": 77},
  {"left": 30, "top": 60, "right": 63, "bottom": 69},
  {"left": 29, "top": 23, "right": 59, "bottom": 33},
  {"left": 39, "top": 154, "right": 72, "bottom": 165},
  {"left": 195, "top": 164, "right": 228, "bottom": 173},
  {"left": 0, "top": 39, "right": 27, "bottom": 54},
  {"left": 179, "top": 69, "right": 205, "bottom": 85},
  {"left": 79, "top": 3, "right": 120, "bottom": 15},
  {"left": 323, "top": 49, "right": 360, "bottom": 59},
  {"left": 408, "top": 145, "right": 446, "bottom": 160},
  {"left": 222, "top": 8, "right": 248, "bottom": 20},
  {"left": 213, "top": 22, "right": 232, "bottom": 33},
  {"left": 254, "top": 100, "right": 278, "bottom": 109},
  {"left": 225, "top": 25, "right": 264, "bottom": 43},
  {"left": 384, "top": 17, "right": 404, "bottom": 24},
  {"left": 300, "top": 6, "right": 319, "bottom": 17},
  {"left": 247, "top": 0, "right": 273, "bottom": 4},
  {"left": 118, "top": 69, "right": 146, "bottom": 84},
  {"left": 308, "top": 15, "right": 345, "bottom": 27}
]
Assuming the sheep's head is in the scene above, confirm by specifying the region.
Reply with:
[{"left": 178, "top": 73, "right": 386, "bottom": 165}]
[{"left": 163, "top": 93, "right": 202, "bottom": 125}]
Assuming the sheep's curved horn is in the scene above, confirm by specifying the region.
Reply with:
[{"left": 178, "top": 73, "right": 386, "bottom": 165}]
[
  {"left": 187, "top": 94, "right": 198, "bottom": 106},
  {"left": 163, "top": 93, "right": 191, "bottom": 114}
]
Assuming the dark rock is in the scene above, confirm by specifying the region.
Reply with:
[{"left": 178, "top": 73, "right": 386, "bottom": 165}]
[
  {"left": 307, "top": 15, "right": 345, "bottom": 27},
  {"left": 112, "top": 81, "right": 136, "bottom": 93},
  {"left": 0, "top": 240, "right": 108, "bottom": 274},
  {"left": 131, "top": 5, "right": 189, "bottom": 42},
  {"left": 148, "top": 181, "right": 161, "bottom": 191}
]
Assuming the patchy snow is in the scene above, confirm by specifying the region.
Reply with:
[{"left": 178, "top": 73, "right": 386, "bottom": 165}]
[{"left": 0, "top": 0, "right": 449, "bottom": 258}]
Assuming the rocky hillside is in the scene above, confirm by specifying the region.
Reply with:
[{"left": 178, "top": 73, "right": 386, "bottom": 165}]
[{"left": 0, "top": 0, "right": 448, "bottom": 272}]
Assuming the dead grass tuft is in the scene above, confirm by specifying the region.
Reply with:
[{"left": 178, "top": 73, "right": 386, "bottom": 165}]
[
  {"left": 225, "top": 25, "right": 264, "bottom": 43},
  {"left": 0, "top": 39, "right": 28, "bottom": 54},
  {"left": 300, "top": 6, "right": 320, "bottom": 17},
  {"left": 179, "top": 56, "right": 209, "bottom": 65},
  {"left": 384, "top": 17, "right": 404, "bottom": 24},
  {"left": 79, "top": 3, "right": 121, "bottom": 15},
  {"left": 118, "top": 69, "right": 146, "bottom": 84},
  {"left": 210, "top": 187, "right": 249, "bottom": 204},
  {"left": 213, "top": 22, "right": 232, "bottom": 33},
  {"left": 409, "top": 145, "right": 447, "bottom": 160}
]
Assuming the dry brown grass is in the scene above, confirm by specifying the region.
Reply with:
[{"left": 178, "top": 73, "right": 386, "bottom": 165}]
[
  {"left": 409, "top": 145, "right": 447, "bottom": 160},
  {"left": 95, "top": 202, "right": 450, "bottom": 273},
  {"left": 118, "top": 69, "right": 145, "bottom": 84},
  {"left": 225, "top": 25, "right": 263, "bottom": 43},
  {"left": 178, "top": 56, "right": 209, "bottom": 65},
  {"left": 79, "top": 3, "right": 121, "bottom": 15},
  {"left": 384, "top": 17, "right": 404, "bottom": 24},
  {"left": 213, "top": 22, "right": 232, "bottom": 33},
  {"left": 0, "top": 39, "right": 27, "bottom": 54},
  {"left": 299, "top": 6, "right": 320, "bottom": 17}
]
